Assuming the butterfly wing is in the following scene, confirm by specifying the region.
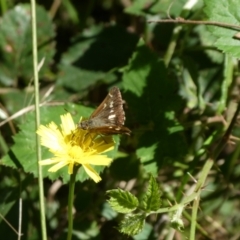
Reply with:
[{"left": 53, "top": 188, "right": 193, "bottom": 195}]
[
  {"left": 90, "top": 87, "right": 125, "bottom": 125},
  {"left": 79, "top": 87, "right": 131, "bottom": 135}
]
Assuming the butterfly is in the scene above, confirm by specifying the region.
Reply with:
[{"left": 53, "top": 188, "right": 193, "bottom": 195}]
[{"left": 78, "top": 87, "right": 131, "bottom": 135}]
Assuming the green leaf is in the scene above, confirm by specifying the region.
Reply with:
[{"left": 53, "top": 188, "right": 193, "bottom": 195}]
[
  {"left": 203, "top": 0, "right": 240, "bottom": 58},
  {"left": 133, "top": 222, "right": 153, "bottom": 240},
  {"left": 123, "top": 39, "right": 182, "bottom": 120},
  {"left": 57, "top": 25, "right": 138, "bottom": 91},
  {"left": 101, "top": 202, "right": 118, "bottom": 220},
  {"left": 123, "top": 39, "right": 187, "bottom": 173},
  {"left": 136, "top": 143, "right": 158, "bottom": 176},
  {"left": 141, "top": 175, "right": 161, "bottom": 211},
  {"left": 0, "top": 173, "right": 36, "bottom": 228},
  {"left": 194, "top": 25, "right": 224, "bottom": 64},
  {"left": 0, "top": 4, "right": 55, "bottom": 85},
  {"left": 107, "top": 189, "right": 139, "bottom": 213},
  {"left": 124, "top": 0, "right": 187, "bottom": 17},
  {"left": 71, "top": 221, "right": 100, "bottom": 239},
  {"left": 119, "top": 213, "right": 145, "bottom": 236},
  {"left": 0, "top": 176, "right": 29, "bottom": 222},
  {"left": 57, "top": 63, "right": 107, "bottom": 91}
]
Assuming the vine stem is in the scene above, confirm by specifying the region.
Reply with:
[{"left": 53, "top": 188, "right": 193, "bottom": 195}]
[{"left": 148, "top": 18, "right": 240, "bottom": 31}]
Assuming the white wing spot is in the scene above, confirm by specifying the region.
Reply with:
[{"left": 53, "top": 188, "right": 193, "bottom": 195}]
[
  {"left": 109, "top": 101, "right": 114, "bottom": 108},
  {"left": 110, "top": 109, "right": 114, "bottom": 113},
  {"left": 115, "top": 127, "right": 121, "bottom": 130},
  {"left": 109, "top": 93, "right": 113, "bottom": 97},
  {"left": 108, "top": 114, "right": 116, "bottom": 119},
  {"left": 103, "top": 103, "right": 107, "bottom": 109}
]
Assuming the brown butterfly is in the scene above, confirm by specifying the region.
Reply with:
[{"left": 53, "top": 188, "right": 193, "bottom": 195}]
[{"left": 78, "top": 87, "right": 131, "bottom": 135}]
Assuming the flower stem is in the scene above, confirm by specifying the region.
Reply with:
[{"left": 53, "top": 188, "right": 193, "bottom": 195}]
[{"left": 67, "top": 165, "right": 79, "bottom": 240}]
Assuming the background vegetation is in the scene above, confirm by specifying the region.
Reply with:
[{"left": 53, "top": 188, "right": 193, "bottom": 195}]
[{"left": 0, "top": 0, "right": 240, "bottom": 239}]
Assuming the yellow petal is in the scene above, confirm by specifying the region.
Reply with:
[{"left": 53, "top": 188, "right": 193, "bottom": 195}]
[
  {"left": 48, "top": 161, "right": 69, "bottom": 172},
  {"left": 82, "top": 164, "right": 102, "bottom": 183},
  {"left": 60, "top": 113, "right": 76, "bottom": 136},
  {"left": 80, "top": 155, "right": 113, "bottom": 165},
  {"left": 92, "top": 137, "right": 114, "bottom": 153},
  {"left": 39, "top": 159, "right": 60, "bottom": 165},
  {"left": 37, "top": 123, "right": 64, "bottom": 151},
  {"left": 95, "top": 144, "right": 114, "bottom": 154}
]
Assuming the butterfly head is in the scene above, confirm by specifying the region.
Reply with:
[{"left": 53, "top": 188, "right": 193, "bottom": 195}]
[{"left": 78, "top": 119, "right": 91, "bottom": 130}]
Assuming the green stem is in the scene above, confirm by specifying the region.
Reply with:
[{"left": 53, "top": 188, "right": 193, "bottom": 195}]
[
  {"left": 67, "top": 166, "right": 78, "bottom": 240},
  {"left": 183, "top": 211, "right": 210, "bottom": 239},
  {"left": 213, "top": 102, "right": 240, "bottom": 160},
  {"left": 163, "top": 25, "right": 182, "bottom": 67},
  {"left": 190, "top": 196, "right": 200, "bottom": 240},
  {"left": 62, "top": 0, "right": 79, "bottom": 24},
  {"left": 218, "top": 54, "right": 234, "bottom": 114},
  {"left": 0, "top": 131, "right": 8, "bottom": 155},
  {"left": 30, "top": 0, "right": 47, "bottom": 239},
  {"left": 0, "top": 0, "right": 8, "bottom": 14}
]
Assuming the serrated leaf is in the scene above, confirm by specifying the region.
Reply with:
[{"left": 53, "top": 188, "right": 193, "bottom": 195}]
[
  {"left": 0, "top": 4, "right": 55, "bottom": 85},
  {"left": 57, "top": 25, "right": 138, "bottom": 91},
  {"left": 203, "top": 0, "right": 240, "bottom": 58},
  {"left": 141, "top": 175, "right": 161, "bottom": 211},
  {"left": 57, "top": 63, "right": 107, "bottom": 91},
  {"left": 123, "top": 39, "right": 187, "bottom": 171},
  {"left": 122, "top": 38, "right": 183, "bottom": 122},
  {"left": 107, "top": 189, "right": 139, "bottom": 213},
  {"left": 194, "top": 25, "right": 224, "bottom": 64},
  {"left": 119, "top": 213, "right": 145, "bottom": 236}
]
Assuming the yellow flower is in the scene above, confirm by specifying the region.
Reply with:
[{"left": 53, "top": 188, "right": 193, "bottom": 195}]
[{"left": 36, "top": 113, "right": 114, "bottom": 183}]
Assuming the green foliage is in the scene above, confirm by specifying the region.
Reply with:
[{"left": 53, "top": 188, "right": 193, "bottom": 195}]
[
  {"left": 1, "top": 0, "right": 240, "bottom": 239},
  {"left": 0, "top": 4, "right": 55, "bottom": 85},
  {"left": 108, "top": 175, "right": 162, "bottom": 236},
  {"left": 203, "top": 0, "right": 240, "bottom": 57},
  {"left": 119, "top": 213, "right": 146, "bottom": 236},
  {"left": 107, "top": 189, "right": 139, "bottom": 213},
  {"left": 124, "top": 0, "right": 188, "bottom": 17},
  {"left": 123, "top": 39, "right": 187, "bottom": 174},
  {"left": 141, "top": 175, "right": 161, "bottom": 212},
  {"left": 57, "top": 25, "right": 138, "bottom": 92}
]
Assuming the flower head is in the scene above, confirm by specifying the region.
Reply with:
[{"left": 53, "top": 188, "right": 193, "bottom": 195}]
[{"left": 37, "top": 113, "right": 114, "bottom": 182}]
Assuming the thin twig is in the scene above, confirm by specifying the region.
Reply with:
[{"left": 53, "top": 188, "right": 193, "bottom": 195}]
[
  {"left": 148, "top": 18, "right": 240, "bottom": 31},
  {"left": 0, "top": 101, "right": 64, "bottom": 127},
  {"left": 0, "top": 213, "right": 22, "bottom": 236},
  {"left": 49, "top": 0, "right": 61, "bottom": 19},
  {"left": 17, "top": 198, "right": 22, "bottom": 240}
]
